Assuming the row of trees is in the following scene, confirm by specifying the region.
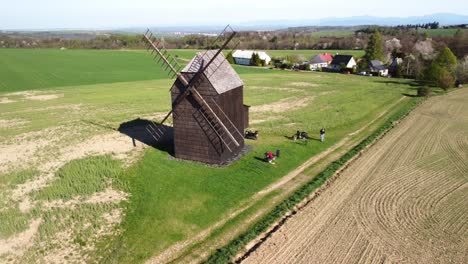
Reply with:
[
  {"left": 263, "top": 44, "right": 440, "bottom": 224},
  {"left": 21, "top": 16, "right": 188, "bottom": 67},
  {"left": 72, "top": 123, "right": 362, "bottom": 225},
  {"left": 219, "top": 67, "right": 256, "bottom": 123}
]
[
  {"left": 0, "top": 31, "right": 365, "bottom": 50},
  {"left": 395, "top": 22, "right": 440, "bottom": 30}
]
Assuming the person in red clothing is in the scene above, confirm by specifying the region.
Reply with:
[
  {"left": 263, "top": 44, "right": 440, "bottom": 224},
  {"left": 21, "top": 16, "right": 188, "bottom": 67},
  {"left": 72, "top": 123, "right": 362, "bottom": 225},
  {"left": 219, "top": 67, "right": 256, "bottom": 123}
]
[{"left": 265, "top": 151, "right": 275, "bottom": 163}]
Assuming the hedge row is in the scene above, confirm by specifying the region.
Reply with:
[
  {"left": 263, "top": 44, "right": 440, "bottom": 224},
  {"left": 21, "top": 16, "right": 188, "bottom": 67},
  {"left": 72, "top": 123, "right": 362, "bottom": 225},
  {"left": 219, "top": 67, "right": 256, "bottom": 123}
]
[{"left": 204, "top": 98, "right": 422, "bottom": 264}]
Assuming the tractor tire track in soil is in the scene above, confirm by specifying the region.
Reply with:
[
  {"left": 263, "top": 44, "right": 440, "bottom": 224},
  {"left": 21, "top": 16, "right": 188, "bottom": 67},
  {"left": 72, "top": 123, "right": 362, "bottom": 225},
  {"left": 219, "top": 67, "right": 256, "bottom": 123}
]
[{"left": 242, "top": 89, "right": 468, "bottom": 264}]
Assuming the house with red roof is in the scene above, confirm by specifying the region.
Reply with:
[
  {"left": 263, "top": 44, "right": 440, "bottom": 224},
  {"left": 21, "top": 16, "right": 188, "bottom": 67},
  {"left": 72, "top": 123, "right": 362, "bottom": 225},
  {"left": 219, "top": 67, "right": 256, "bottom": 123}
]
[{"left": 309, "top": 53, "right": 334, "bottom": 70}]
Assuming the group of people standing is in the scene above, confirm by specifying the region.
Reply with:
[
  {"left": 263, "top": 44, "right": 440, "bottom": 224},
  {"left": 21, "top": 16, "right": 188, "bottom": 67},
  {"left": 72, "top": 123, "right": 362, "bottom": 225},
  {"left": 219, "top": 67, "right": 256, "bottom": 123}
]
[{"left": 294, "top": 128, "right": 326, "bottom": 142}]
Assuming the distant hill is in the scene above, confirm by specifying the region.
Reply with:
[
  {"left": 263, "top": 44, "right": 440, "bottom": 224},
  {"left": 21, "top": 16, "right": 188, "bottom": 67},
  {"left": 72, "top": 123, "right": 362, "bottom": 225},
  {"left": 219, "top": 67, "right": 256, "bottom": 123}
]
[
  {"left": 234, "top": 13, "right": 468, "bottom": 30},
  {"left": 2, "top": 13, "right": 467, "bottom": 34},
  {"left": 123, "top": 13, "right": 468, "bottom": 33}
]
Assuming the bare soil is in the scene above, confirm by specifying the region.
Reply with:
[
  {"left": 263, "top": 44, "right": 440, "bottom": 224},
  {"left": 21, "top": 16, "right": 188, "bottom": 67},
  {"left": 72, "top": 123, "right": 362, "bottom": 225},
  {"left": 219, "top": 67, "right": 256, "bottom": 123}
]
[
  {"left": 251, "top": 97, "right": 313, "bottom": 113},
  {"left": 288, "top": 82, "right": 319, "bottom": 87},
  {"left": 0, "top": 218, "right": 42, "bottom": 256},
  {"left": 243, "top": 89, "right": 468, "bottom": 264},
  {"left": 0, "top": 98, "right": 16, "bottom": 104},
  {"left": 0, "top": 119, "right": 29, "bottom": 129}
]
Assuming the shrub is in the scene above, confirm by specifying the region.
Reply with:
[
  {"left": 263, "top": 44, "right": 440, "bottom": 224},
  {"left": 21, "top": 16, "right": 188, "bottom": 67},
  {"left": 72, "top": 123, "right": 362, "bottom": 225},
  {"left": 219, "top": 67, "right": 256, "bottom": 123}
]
[
  {"left": 437, "top": 70, "right": 455, "bottom": 90},
  {"left": 424, "top": 62, "right": 455, "bottom": 90},
  {"left": 417, "top": 87, "right": 431, "bottom": 97},
  {"left": 225, "top": 52, "right": 235, "bottom": 64}
]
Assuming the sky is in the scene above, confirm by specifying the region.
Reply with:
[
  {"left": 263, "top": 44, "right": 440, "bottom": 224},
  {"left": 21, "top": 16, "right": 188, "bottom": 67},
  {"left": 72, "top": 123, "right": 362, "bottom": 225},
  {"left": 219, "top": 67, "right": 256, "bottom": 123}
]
[{"left": 1, "top": 0, "right": 468, "bottom": 30}]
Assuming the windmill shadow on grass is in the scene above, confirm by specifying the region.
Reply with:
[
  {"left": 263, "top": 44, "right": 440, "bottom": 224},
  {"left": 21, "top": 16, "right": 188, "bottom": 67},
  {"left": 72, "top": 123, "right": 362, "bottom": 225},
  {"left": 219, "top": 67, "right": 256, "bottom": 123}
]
[{"left": 118, "top": 118, "right": 174, "bottom": 156}]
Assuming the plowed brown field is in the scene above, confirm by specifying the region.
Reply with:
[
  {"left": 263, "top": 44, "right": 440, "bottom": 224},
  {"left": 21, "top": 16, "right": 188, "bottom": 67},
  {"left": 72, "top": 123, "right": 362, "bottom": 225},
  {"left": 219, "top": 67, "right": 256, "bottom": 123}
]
[{"left": 243, "top": 89, "right": 468, "bottom": 264}]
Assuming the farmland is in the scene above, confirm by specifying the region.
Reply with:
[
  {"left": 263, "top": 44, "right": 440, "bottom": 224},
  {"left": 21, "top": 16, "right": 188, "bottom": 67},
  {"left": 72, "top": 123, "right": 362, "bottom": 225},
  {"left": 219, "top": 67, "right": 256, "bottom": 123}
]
[
  {"left": 243, "top": 88, "right": 468, "bottom": 264},
  {"left": 1, "top": 48, "right": 422, "bottom": 263}
]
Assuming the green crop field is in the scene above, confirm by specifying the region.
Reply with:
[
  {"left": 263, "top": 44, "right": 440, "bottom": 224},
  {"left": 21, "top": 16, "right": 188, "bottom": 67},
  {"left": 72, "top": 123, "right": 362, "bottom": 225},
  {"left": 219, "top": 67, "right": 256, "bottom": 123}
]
[
  {"left": 417, "top": 28, "right": 467, "bottom": 37},
  {"left": 0, "top": 48, "right": 422, "bottom": 263},
  {"left": 266, "top": 49, "right": 364, "bottom": 59},
  {"left": 309, "top": 30, "right": 355, "bottom": 38}
]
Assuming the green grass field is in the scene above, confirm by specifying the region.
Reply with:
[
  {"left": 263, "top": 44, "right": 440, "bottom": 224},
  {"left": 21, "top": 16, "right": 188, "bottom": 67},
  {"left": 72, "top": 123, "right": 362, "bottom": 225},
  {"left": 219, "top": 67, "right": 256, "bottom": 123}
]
[
  {"left": 418, "top": 28, "right": 467, "bottom": 37},
  {"left": 266, "top": 49, "right": 364, "bottom": 59},
  {"left": 0, "top": 48, "right": 421, "bottom": 263}
]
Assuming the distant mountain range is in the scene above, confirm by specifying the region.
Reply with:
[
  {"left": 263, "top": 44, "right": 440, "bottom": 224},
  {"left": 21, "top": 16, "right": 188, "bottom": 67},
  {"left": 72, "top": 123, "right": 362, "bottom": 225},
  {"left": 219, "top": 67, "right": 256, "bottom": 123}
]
[
  {"left": 115, "top": 13, "right": 468, "bottom": 33},
  {"left": 233, "top": 13, "right": 468, "bottom": 30}
]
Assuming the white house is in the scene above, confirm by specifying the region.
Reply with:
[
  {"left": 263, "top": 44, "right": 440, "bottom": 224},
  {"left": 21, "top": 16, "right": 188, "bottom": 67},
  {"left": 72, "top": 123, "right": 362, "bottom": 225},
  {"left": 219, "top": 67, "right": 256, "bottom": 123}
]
[
  {"left": 309, "top": 53, "right": 334, "bottom": 70},
  {"left": 232, "top": 50, "right": 271, "bottom": 66},
  {"left": 328, "top": 55, "right": 357, "bottom": 71},
  {"left": 369, "top": 60, "right": 389, "bottom": 77}
]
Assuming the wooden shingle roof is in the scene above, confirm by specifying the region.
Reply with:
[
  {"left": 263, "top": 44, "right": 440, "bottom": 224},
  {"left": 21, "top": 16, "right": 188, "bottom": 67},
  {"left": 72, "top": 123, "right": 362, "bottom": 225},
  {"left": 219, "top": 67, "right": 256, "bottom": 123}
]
[{"left": 182, "top": 50, "right": 243, "bottom": 94}]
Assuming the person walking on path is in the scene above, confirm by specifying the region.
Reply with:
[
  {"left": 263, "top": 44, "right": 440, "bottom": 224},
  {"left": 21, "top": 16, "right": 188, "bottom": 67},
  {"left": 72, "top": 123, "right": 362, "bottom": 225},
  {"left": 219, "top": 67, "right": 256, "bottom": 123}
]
[{"left": 320, "top": 128, "right": 325, "bottom": 142}]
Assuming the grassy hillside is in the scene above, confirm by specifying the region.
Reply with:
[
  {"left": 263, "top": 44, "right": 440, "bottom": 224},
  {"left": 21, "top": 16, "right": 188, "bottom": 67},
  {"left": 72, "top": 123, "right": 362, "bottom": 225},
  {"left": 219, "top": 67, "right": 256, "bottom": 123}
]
[{"left": 0, "top": 48, "right": 418, "bottom": 263}]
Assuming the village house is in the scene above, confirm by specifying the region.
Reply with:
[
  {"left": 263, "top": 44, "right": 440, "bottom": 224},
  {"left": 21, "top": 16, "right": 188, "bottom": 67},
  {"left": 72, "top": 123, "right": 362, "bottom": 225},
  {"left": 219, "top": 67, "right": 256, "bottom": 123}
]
[
  {"left": 328, "top": 55, "right": 357, "bottom": 71},
  {"left": 232, "top": 50, "right": 272, "bottom": 66},
  {"left": 309, "top": 53, "right": 333, "bottom": 70},
  {"left": 369, "top": 60, "right": 389, "bottom": 77}
]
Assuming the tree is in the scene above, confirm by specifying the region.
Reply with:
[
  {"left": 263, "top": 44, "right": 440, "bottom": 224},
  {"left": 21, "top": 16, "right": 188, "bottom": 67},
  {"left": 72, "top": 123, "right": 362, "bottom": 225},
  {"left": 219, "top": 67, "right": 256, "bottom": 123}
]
[
  {"left": 226, "top": 52, "right": 235, "bottom": 64},
  {"left": 456, "top": 57, "right": 468, "bottom": 84},
  {"left": 394, "top": 64, "right": 404, "bottom": 78},
  {"left": 364, "top": 30, "right": 384, "bottom": 63},
  {"left": 450, "top": 29, "right": 468, "bottom": 59},
  {"left": 424, "top": 62, "right": 455, "bottom": 90},
  {"left": 435, "top": 47, "right": 457, "bottom": 71},
  {"left": 250, "top": 52, "right": 262, "bottom": 66}
]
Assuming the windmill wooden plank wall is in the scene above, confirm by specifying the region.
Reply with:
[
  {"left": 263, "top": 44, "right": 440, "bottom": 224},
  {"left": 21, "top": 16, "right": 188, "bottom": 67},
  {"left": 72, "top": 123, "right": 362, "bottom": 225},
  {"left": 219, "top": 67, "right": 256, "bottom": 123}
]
[
  {"left": 142, "top": 27, "right": 248, "bottom": 165},
  {"left": 171, "top": 51, "right": 247, "bottom": 164}
]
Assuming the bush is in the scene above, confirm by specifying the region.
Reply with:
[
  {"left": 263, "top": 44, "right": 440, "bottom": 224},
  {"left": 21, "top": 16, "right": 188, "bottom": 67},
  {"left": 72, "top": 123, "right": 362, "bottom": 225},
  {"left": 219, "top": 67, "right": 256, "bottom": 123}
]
[
  {"left": 417, "top": 87, "right": 431, "bottom": 97},
  {"left": 226, "top": 52, "right": 235, "bottom": 64},
  {"left": 424, "top": 62, "right": 455, "bottom": 90},
  {"left": 437, "top": 70, "right": 455, "bottom": 90}
]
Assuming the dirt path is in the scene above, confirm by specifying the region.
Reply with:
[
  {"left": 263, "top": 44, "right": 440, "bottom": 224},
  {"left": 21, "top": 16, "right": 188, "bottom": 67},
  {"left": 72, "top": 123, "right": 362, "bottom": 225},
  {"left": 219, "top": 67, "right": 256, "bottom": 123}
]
[{"left": 243, "top": 89, "right": 468, "bottom": 264}]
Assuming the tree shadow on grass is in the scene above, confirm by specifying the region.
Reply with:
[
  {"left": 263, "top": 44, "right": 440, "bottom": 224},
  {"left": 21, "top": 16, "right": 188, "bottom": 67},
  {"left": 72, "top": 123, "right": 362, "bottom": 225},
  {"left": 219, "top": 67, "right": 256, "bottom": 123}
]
[
  {"left": 402, "top": 93, "right": 419, "bottom": 97},
  {"left": 283, "top": 135, "right": 320, "bottom": 143},
  {"left": 118, "top": 118, "right": 174, "bottom": 156}
]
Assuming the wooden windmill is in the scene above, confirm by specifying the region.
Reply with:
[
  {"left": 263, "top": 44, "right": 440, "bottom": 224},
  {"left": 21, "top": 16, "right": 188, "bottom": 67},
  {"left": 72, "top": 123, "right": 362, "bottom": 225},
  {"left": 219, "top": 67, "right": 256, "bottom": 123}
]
[{"left": 142, "top": 26, "right": 249, "bottom": 164}]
